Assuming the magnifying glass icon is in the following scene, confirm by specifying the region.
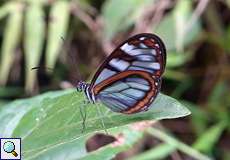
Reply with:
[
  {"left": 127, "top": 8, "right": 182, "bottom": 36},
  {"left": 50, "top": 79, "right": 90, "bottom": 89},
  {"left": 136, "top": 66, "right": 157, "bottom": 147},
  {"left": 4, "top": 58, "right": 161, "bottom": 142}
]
[{"left": 3, "top": 141, "right": 18, "bottom": 157}]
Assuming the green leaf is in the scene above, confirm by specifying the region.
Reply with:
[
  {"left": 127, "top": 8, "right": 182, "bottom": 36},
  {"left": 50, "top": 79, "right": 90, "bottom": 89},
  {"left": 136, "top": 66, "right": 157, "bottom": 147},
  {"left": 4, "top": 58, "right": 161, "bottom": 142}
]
[
  {"left": 171, "top": 79, "right": 194, "bottom": 98},
  {"left": 154, "top": 13, "right": 176, "bottom": 51},
  {"left": 46, "top": 0, "right": 70, "bottom": 70},
  {"left": 0, "top": 86, "right": 24, "bottom": 98},
  {"left": 192, "top": 121, "right": 227, "bottom": 154},
  {"left": 128, "top": 143, "right": 175, "bottom": 160},
  {"left": 79, "top": 127, "right": 144, "bottom": 160},
  {"left": 166, "top": 51, "right": 191, "bottom": 68},
  {"left": 173, "top": 0, "right": 192, "bottom": 51},
  {"left": 0, "top": 90, "right": 68, "bottom": 138},
  {"left": 0, "top": 2, "right": 15, "bottom": 20},
  {"left": 147, "top": 128, "right": 211, "bottom": 160},
  {"left": 164, "top": 69, "right": 187, "bottom": 81},
  {"left": 102, "top": 0, "right": 153, "bottom": 40},
  {"left": 207, "top": 82, "right": 229, "bottom": 121},
  {"left": 0, "top": 2, "right": 22, "bottom": 85},
  {"left": 181, "top": 101, "right": 209, "bottom": 135},
  {"left": 154, "top": 0, "right": 201, "bottom": 51},
  {"left": 208, "top": 82, "right": 228, "bottom": 106},
  {"left": 0, "top": 89, "right": 190, "bottom": 159},
  {"left": 24, "top": 2, "right": 45, "bottom": 92}
]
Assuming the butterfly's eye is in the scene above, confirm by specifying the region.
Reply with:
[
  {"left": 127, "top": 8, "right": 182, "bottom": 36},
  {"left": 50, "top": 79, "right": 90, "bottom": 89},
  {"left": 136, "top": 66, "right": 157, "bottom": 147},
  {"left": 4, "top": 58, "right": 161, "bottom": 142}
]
[
  {"left": 76, "top": 81, "right": 83, "bottom": 92},
  {"left": 77, "top": 86, "right": 82, "bottom": 92},
  {"left": 76, "top": 81, "right": 88, "bottom": 92}
]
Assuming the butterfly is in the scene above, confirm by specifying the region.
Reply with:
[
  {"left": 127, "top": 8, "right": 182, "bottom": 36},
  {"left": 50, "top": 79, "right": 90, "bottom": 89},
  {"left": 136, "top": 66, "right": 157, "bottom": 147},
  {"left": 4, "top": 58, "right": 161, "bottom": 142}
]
[{"left": 77, "top": 33, "right": 166, "bottom": 114}]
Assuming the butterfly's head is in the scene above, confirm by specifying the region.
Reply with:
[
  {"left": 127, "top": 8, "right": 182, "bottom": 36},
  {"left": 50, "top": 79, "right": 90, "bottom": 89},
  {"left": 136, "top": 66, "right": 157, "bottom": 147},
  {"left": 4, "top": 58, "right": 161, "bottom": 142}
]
[{"left": 76, "top": 80, "right": 88, "bottom": 92}]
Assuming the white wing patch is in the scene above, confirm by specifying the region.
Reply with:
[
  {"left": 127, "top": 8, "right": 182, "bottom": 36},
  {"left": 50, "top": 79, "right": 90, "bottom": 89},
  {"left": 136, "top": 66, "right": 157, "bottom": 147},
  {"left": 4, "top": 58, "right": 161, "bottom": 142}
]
[
  {"left": 121, "top": 43, "right": 135, "bottom": 52},
  {"left": 109, "top": 58, "right": 130, "bottom": 71},
  {"left": 119, "top": 40, "right": 161, "bottom": 74},
  {"left": 126, "top": 49, "right": 156, "bottom": 56},
  {"left": 140, "top": 37, "right": 145, "bottom": 40},
  {"left": 132, "top": 61, "right": 160, "bottom": 70}
]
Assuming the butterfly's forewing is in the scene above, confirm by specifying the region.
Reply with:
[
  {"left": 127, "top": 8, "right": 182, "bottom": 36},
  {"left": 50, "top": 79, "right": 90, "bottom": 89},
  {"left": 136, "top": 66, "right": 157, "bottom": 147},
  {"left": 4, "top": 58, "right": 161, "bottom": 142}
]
[{"left": 90, "top": 33, "right": 166, "bottom": 114}]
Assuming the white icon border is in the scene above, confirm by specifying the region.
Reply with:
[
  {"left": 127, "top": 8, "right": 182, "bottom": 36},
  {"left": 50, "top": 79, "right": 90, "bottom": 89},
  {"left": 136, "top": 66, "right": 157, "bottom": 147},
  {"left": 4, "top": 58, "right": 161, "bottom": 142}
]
[{"left": 0, "top": 138, "right": 21, "bottom": 160}]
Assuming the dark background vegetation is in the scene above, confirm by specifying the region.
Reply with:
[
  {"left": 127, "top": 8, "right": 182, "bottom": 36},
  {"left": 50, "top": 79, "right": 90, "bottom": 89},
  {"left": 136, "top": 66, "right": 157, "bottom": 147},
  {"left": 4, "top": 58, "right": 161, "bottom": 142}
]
[{"left": 0, "top": 0, "right": 229, "bottom": 159}]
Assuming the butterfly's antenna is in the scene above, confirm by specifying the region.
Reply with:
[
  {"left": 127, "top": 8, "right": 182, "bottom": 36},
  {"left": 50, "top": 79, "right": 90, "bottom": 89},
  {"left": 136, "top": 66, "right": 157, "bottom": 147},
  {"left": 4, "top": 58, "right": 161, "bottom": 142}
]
[
  {"left": 60, "top": 37, "right": 90, "bottom": 133},
  {"left": 31, "top": 66, "right": 54, "bottom": 71},
  {"left": 96, "top": 103, "right": 108, "bottom": 134},
  {"left": 60, "top": 36, "right": 89, "bottom": 132},
  {"left": 60, "top": 36, "right": 83, "bottom": 85}
]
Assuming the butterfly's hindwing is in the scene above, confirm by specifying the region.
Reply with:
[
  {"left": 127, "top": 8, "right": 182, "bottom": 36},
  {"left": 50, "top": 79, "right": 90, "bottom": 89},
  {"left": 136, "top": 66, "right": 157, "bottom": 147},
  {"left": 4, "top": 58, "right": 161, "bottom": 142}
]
[{"left": 97, "top": 76, "right": 160, "bottom": 113}]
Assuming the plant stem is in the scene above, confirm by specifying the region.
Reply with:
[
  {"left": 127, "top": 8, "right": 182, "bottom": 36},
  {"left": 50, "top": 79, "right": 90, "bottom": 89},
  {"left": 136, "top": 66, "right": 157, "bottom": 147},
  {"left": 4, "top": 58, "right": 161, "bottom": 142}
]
[{"left": 147, "top": 127, "right": 212, "bottom": 160}]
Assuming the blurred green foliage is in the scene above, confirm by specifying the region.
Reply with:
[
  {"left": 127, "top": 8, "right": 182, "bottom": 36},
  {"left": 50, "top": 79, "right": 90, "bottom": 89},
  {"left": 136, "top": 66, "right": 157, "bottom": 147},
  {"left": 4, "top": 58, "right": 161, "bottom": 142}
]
[
  {"left": 0, "top": 0, "right": 70, "bottom": 92},
  {"left": 0, "top": 0, "right": 229, "bottom": 159}
]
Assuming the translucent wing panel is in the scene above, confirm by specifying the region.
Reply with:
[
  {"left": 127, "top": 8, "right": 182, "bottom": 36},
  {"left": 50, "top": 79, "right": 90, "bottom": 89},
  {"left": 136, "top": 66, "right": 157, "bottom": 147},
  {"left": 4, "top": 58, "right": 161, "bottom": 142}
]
[
  {"left": 97, "top": 77, "right": 155, "bottom": 113},
  {"left": 94, "top": 68, "right": 117, "bottom": 85}
]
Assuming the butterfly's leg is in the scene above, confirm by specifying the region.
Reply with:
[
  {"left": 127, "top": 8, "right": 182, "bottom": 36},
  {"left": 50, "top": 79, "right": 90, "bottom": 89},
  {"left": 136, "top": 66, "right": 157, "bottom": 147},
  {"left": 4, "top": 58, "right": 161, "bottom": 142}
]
[
  {"left": 79, "top": 100, "right": 89, "bottom": 133},
  {"left": 105, "top": 108, "right": 111, "bottom": 115},
  {"left": 95, "top": 103, "right": 108, "bottom": 134}
]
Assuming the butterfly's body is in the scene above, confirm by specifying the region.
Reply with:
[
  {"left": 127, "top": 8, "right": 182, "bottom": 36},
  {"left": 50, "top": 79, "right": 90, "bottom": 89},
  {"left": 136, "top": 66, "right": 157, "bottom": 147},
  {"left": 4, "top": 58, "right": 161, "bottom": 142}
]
[{"left": 77, "top": 33, "right": 166, "bottom": 114}]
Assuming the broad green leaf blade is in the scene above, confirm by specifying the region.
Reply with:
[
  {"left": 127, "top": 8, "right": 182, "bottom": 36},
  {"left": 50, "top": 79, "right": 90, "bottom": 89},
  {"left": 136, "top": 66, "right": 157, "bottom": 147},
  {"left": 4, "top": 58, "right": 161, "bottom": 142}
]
[
  {"left": 0, "top": 90, "right": 67, "bottom": 138},
  {"left": 24, "top": 2, "right": 45, "bottom": 92},
  {"left": 102, "top": 0, "right": 153, "bottom": 40},
  {"left": 24, "top": 125, "right": 144, "bottom": 160},
  {"left": 0, "top": 2, "right": 22, "bottom": 85},
  {"left": 79, "top": 127, "right": 144, "bottom": 160},
  {"left": 46, "top": 0, "right": 70, "bottom": 70},
  {"left": 0, "top": 89, "right": 190, "bottom": 159},
  {"left": 192, "top": 121, "right": 227, "bottom": 154}
]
